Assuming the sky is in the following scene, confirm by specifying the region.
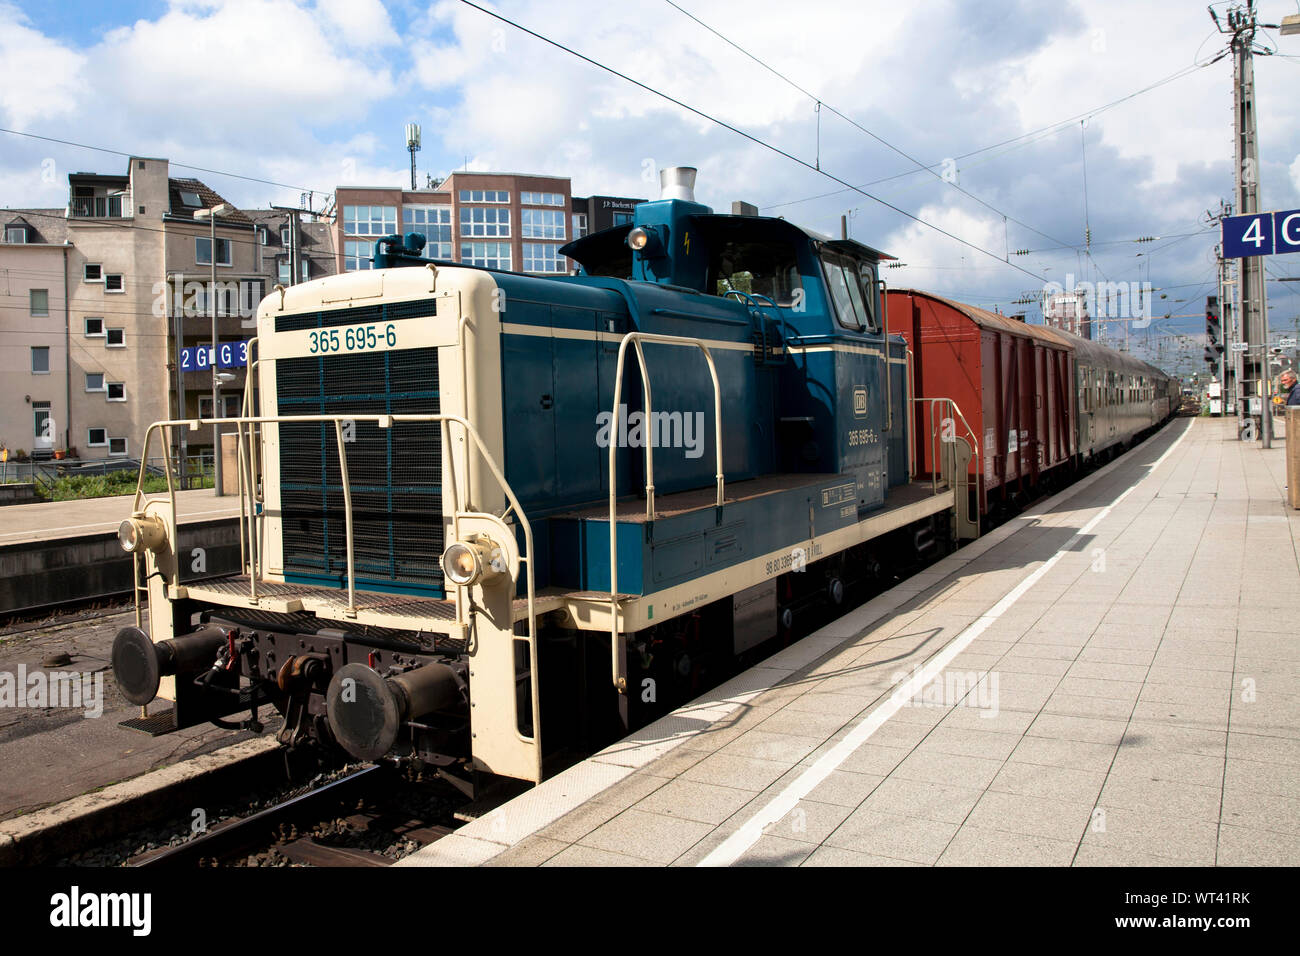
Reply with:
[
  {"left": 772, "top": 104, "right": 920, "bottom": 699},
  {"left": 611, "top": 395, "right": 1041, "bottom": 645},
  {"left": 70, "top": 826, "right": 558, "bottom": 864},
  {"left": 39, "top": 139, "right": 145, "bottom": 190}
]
[{"left": 3, "top": 0, "right": 1300, "bottom": 375}]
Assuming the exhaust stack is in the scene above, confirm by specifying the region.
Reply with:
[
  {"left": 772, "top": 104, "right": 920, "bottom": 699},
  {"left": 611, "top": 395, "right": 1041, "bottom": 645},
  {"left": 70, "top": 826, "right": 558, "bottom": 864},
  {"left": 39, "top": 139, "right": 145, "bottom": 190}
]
[{"left": 659, "top": 166, "right": 697, "bottom": 202}]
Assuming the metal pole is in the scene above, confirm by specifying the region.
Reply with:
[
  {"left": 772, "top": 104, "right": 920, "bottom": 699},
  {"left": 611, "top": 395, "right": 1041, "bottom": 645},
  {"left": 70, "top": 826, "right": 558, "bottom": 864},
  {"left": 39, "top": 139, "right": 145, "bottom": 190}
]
[
  {"left": 211, "top": 212, "right": 224, "bottom": 496},
  {"left": 1230, "top": 2, "right": 1271, "bottom": 446},
  {"left": 174, "top": 275, "right": 187, "bottom": 485}
]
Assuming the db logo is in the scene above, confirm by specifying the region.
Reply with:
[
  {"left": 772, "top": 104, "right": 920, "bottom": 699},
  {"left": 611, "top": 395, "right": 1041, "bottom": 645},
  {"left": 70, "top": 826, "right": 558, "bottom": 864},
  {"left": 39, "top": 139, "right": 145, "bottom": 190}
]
[{"left": 853, "top": 386, "right": 868, "bottom": 418}]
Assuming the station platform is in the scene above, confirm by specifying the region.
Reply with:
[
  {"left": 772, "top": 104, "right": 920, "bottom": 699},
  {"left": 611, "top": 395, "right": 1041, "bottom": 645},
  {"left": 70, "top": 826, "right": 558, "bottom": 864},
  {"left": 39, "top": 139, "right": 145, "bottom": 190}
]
[
  {"left": 0, "top": 488, "right": 240, "bottom": 547},
  {"left": 398, "top": 415, "right": 1300, "bottom": 867},
  {"left": 0, "top": 489, "right": 242, "bottom": 616}
]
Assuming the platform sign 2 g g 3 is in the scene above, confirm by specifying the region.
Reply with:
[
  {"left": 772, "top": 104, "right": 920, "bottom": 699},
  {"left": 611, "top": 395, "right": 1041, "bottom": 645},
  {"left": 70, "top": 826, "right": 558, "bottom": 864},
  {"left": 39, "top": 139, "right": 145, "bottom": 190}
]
[{"left": 1222, "top": 208, "right": 1300, "bottom": 258}]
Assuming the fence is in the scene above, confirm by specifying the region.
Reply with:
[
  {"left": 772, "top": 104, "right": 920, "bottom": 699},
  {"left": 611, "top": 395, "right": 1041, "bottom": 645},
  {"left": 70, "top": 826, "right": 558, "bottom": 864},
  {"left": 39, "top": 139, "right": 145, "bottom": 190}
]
[{"left": 0, "top": 454, "right": 215, "bottom": 496}]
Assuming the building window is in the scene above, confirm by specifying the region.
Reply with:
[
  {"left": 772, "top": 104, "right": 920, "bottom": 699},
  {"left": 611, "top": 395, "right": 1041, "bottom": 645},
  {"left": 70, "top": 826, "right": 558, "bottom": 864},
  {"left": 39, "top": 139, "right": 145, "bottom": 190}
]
[
  {"left": 106, "top": 328, "right": 125, "bottom": 347},
  {"left": 521, "top": 208, "right": 565, "bottom": 240},
  {"left": 573, "top": 213, "right": 588, "bottom": 238},
  {"left": 300, "top": 259, "right": 310, "bottom": 282},
  {"left": 280, "top": 225, "right": 291, "bottom": 246},
  {"left": 4, "top": 225, "right": 26, "bottom": 243},
  {"left": 458, "top": 189, "right": 509, "bottom": 203},
  {"left": 522, "top": 242, "right": 566, "bottom": 274},
  {"left": 342, "top": 205, "right": 396, "bottom": 237},
  {"left": 85, "top": 372, "right": 105, "bottom": 392},
  {"left": 198, "top": 395, "right": 241, "bottom": 418},
  {"left": 109, "top": 437, "right": 127, "bottom": 456},
  {"left": 84, "top": 317, "right": 104, "bottom": 337},
  {"left": 84, "top": 263, "right": 103, "bottom": 282},
  {"left": 343, "top": 241, "right": 372, "bottom": 272},
  {"left": 403, "top": 206, "right": 453, "bottom": 258},
  {"left": 179, "top": 190, "right": 202, "bottom": 208},
  {"left": 87, "top": 427, "right": 108, "bottom": 447},
  {"left": 612, "top": 211, "right": 634, "bottom": 226},
  {"left": 258, "top": 226, "right": 268, "bottom": 245},
  {"left": 460, "top": 242, "right": 511, "bottom": 270},
  {"left": 104, "top": 274, "right": 124, "bottom": 292},
  {"left": 31, "top": 346, "right": 50, "bottom": 373},
  {"left": 520, "top": 191, "right": 565, "bottom": 207},
  {"left": 196, "top": 236, "right": 232, "bottom": 266},
  {"left": 30, "top": 289, "right": 49, "bottom": 316},
  {"left": 107, "top": 382, "right": 126, "bottom": 401},
  {"left": 460, "top": 206, "right": 510, "bottom": 238}
]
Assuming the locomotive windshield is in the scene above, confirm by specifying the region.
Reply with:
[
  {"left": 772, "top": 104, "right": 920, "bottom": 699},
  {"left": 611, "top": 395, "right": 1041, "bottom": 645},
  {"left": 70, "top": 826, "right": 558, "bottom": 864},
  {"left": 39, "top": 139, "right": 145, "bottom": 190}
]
[
  {"left": 707, "top": 239, "right": 802, "bottom": 306},
  {"left": 822, "top": 252, "right": 877, "bottom": 332}
]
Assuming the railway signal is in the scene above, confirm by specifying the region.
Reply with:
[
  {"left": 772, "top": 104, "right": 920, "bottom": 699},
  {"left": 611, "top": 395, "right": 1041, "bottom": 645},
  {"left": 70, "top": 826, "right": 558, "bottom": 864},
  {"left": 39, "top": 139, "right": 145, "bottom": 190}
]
[{"left": 1206, "top": 295, "right": 1224, "bottom": 363}]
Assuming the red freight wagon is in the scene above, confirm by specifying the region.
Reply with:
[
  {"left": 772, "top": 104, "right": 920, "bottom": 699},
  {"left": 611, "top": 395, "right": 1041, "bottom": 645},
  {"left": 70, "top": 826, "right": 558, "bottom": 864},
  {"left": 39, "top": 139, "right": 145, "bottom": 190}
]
[{"left": 888, "top": 289, "right": 1076, "bottom": 516}]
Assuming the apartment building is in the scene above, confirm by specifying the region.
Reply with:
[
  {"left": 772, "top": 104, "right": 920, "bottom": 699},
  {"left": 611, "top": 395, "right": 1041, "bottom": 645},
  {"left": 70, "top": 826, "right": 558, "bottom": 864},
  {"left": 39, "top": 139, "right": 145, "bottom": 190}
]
[
  {"left": 0, "top": 214, "right": 69, "bottom": 458},
  {"left": 0, "top": 156, "right": 335, "bottom": 462},
  {"left": 335, "top": 171, "right": 645, "bottom": 275}
]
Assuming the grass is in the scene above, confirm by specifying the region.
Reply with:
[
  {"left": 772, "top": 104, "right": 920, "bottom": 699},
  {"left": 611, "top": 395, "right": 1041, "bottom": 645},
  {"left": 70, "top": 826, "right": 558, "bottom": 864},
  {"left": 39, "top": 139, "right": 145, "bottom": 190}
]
[{"left": 37, "top": 473, "right": 213, "bottom": 502}]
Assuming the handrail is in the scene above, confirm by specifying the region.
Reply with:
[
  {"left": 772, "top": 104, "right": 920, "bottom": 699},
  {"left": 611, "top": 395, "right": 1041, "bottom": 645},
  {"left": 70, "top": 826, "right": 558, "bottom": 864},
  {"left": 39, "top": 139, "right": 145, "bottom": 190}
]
[
  {"left": 905, "top": 347, "right": 916, "bottom": 480},
  {"left": 879, "top": 279, "right": 893, "bottom": 434},
  {"left": 131, "top": 409, "right": 543, "bottom": 780},
  {"left": 722, "top": 289, "right": 783, "bottom": 362},
  {"left": 912, "top": 398, "right": 980, "bottom": 494},
  {"left": 608, "top": 331, "right": 726, "bottom": 693},
  {"left": 132, "top": 412, "right": 535, "bottom": 638}
]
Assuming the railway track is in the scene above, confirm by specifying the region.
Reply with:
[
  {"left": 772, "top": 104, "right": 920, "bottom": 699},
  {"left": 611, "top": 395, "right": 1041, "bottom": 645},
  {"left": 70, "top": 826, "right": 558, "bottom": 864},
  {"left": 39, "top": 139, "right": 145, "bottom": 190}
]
[{"left": 126, "top": 764, "right": 459, "bottom": 868}]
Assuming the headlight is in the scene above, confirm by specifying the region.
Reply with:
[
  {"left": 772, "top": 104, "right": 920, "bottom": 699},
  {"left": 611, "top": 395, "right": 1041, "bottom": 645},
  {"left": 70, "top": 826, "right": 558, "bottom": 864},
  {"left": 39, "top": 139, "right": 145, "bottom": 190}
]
[
  {"left": 627, "top": 226, "right": 650, "bottom": 251},
  {"left": 441, "top": 537, "right": 505, "bottom": 587},
  {"left": 118, "top": 515, "right": 167, "bottom": 553},
  {"left": 442, "top": 541, "right": 483, "bottom": 586}
]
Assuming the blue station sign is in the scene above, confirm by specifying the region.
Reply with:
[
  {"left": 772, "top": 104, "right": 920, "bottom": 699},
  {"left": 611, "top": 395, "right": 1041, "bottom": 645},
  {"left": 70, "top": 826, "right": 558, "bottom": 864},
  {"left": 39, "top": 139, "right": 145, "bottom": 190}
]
[
  {"left": 180, "top": 340, "right": 251, "bottom": 371},
  {"left": 1222, "top": 209, "right": 1300, "bottom": 258}
]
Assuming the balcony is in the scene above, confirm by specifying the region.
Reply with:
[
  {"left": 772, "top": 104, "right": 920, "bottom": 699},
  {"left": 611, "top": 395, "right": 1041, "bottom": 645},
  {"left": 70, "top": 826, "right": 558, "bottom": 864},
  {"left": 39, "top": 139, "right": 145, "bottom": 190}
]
[{"left": 70, "top": 194, "right": 126, "bottom": 218}]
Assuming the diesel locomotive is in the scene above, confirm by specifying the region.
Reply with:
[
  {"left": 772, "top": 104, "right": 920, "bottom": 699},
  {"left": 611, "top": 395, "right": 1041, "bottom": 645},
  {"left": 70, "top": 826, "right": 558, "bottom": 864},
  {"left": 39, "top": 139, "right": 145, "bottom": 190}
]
[{"left": 110, "top": 167, "right": 1174, "bottom": 792}]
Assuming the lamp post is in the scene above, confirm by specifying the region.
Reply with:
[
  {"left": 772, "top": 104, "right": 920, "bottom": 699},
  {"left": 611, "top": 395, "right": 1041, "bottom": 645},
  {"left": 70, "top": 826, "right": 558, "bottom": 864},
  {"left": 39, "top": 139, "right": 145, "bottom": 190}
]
[{"left": 194, "top": 201, "right": 233, "bottom": 496}]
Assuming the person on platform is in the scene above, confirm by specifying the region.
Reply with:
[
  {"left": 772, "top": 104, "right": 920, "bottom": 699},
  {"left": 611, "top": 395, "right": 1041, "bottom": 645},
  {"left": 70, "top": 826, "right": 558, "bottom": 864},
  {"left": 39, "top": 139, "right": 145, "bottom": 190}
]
[{"left": 1283, "top": 369, "right": 1300, "bottom": 406}]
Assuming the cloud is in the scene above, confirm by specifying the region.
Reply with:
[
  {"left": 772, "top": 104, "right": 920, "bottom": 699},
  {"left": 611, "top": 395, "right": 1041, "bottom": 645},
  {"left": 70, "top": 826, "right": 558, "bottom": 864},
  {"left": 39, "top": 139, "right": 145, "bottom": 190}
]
[
  {"left": 2, "top": 0, "right": 1297, "bottom": 359},
  {"left": 0, "top": 3, "right": 87, "bottom": 130}
]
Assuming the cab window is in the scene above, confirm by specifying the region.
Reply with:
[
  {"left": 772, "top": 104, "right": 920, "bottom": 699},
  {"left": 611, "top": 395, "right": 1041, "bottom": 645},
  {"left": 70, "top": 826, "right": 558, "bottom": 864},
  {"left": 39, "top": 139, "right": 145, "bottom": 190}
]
[
  {"left": 823, "top": 255, "right": 863, "bottom": 331},
  {"left": 708, "top": 239, "right": 803, "bottom": 306},
  {"left": 857, "top": 262, "right": 879, "bottom": 331}
]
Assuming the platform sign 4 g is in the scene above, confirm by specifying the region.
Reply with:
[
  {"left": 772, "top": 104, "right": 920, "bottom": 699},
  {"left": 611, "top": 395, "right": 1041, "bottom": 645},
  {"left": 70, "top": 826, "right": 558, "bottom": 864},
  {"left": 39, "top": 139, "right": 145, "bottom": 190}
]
[{"left": 1222, "top": 209, "right": 1300, "bottom": 258}]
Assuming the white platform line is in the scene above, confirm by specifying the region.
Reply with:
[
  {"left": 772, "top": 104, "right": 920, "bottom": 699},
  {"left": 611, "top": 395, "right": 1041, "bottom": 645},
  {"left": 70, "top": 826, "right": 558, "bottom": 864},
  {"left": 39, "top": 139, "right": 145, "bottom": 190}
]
[{"left": 698, "top": 419, "right": 1193, "bottom": 867}]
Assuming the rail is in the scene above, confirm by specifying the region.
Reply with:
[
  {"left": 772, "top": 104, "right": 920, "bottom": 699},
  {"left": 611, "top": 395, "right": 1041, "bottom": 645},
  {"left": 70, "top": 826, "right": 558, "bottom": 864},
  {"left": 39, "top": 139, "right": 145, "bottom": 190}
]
[{"left": 608, "top": 331, "right": 726, "bottom": 692}]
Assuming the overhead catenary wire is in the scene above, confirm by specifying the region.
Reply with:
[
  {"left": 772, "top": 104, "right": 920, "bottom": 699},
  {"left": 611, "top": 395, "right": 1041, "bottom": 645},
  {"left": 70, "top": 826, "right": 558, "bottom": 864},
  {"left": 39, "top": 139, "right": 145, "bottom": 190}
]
[
  {"left": 662, "top": 0, "right": 1075, "bottom": 250},
  {"left": 0, "top": 126, "right": 330, "bottom": 196},
  {"left": 455, "top": 0, "right": 1049, "bottom": 284},
  {"left": 762, "top": 59, "right": 1215, "bottom": 214}
]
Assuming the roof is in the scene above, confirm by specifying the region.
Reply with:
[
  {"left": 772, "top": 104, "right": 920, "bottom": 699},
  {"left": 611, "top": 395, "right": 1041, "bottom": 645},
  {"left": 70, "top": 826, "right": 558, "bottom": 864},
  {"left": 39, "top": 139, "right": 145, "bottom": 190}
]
[
  {"left": 896, "top": 288, "right": 1173, "bottom": 380},
  {"left": 2, "top": 209, "right": 69, "bottom": 244},
  {"left": 166, "top": 178, "right": 252, "bottom": 225},
  {"left": 900, "top": 288, "right": 1070, "bottom": 346}
]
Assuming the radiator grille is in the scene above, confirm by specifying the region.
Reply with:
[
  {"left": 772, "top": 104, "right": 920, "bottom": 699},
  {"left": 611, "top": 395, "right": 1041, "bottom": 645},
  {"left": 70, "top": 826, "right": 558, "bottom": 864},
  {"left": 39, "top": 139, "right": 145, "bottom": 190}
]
[
  {"left": 275, "top": 298, "right": 438, "bottom": 332},
  {"left": 275, "top": 347, "right": 443, "bottom": 596}
]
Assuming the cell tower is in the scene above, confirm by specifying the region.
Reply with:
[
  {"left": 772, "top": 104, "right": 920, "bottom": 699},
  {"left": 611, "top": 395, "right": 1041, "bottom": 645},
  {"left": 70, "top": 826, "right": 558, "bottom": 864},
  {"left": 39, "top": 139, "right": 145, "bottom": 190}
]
[{"left": 405, "top": 123, "right": 421, "bottom": 191}]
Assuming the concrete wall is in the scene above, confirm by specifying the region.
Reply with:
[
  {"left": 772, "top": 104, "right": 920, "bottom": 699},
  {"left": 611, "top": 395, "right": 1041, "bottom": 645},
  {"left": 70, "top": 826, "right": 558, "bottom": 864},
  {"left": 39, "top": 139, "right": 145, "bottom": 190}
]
[{"left": 0, "top": 517, "right": 240, "bottom": 616}]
